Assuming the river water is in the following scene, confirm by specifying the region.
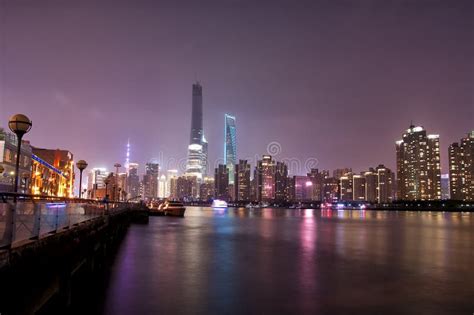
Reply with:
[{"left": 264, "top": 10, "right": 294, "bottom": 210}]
[{"left": 97, "top": 207, "right": 473, "bottom": 315}]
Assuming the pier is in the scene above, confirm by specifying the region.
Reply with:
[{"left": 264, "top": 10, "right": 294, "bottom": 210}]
[{"left": 0, "top": 193, "right": 148, "bottom": 314}]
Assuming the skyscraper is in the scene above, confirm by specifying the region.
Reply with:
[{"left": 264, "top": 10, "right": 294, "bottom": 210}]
[
  {"left": 235, "top": 160, "right": 251, "bottom": 202},
  {"left": 127, "top": 163, "right": 140, "bottom": 199},
  {"left": 214, "top": 164, "right": 229, "bottom": 201},
  {"left": 396, "top": 125, "right": 441, "bottom": 201},
  {"left": 275, "top": 161, "right": 289, "bottom": 202},
  {"left": 449, "top": 131, "right": 474, "bottom": 201},
  {"left": 186, "top": 82, "right": 207, "bottom": 181},
  {"left": 339, "top": 172, "right": 353, "bottom": 201},
  {"left": 307, "top": 169, "right": 326, "bottom": 201},
  {"left": 224, "top": 114, "right": 237, "bottom": 185},
  {"left": 255, "top": 155, "right": 275, "bottom": 202},
  {"left": 376, "top": 164, "right": 394, "bottom": 203},
  {"left": 352, "top": 174, "right": 366, "bottom": 201},
  {"left": 143, "top": 160, "right": 159, "bottom": 200}
]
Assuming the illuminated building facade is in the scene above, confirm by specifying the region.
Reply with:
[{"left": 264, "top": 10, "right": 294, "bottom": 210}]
[
  {"left": 127, "top": 163, "right": 140, "bottom": 199},
  {"left": 352, "top": 174, "right": 366, "bottom": 201},
  {"left": 235, "top": 160, "right": 251, "bottom": 201},
  {"left": 143, "top": 160, "right": 159, "bottom": 200},
  {"left": 255, "top": 155, "right": 275, "bottom": 202},
  {"left": 31, "top": 148, "right": 74, "bottom": 197},
  {"left": 396, "top": 125, "right": 441, "bottom": 201},
  {"left": 167, "top": 170, "right": 178, "bottom": 198},
  {"left": 214, "top": 164, "right": 229, "bottom": 200},
  {"left": 275, "top": 161, "right": 289, "bottom": 202},
  {"left": 176, "top": 176, "right": 198, "bottom": 200},
  {"left": 158, "top": 174, "right": 167, "bottom": 198},
  {"left": 364, "top": 168, "right": 378, "bottom": 202},
  {"left": 186, "top": 82, "right": 207, "bottom": 181},
  {"left": 333, "top": 168, "right": 352, "bottom": 180},
  {"left": 339, "top": 172, "right": 353, "bottom": 201},
  {"left": 292, "top": 176, "right": 313, "bottom": 202},
  {"left": 0, "top": 128, "right": 32, "bottom": 193},
  {"left": 449, "top": 131, "right": 474, "bottom": 201},
  {"left": 199, "top": 176, "right": 215, "bottom": 201},
  {"left": 323, "top": 177, "right": 339, "bottom": 202},
  {"left": 224, "top": 114, "right": 237, "bottom": 185},
  {"left": 307, "top": 169, "right": 327, "bottom": 201},
  {"left": 376, "top": 165, "right": 394, "bottom": 203},
  {"left": 87, "top": 168, "right": 110, "bottom": 199}
]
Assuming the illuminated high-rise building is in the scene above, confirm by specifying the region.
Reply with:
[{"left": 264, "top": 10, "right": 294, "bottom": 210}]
[
  {"left": 352, "top": 174, "right": 366, "bottom": 201},
  {"left": 200, "top": 176, "right": 215, "bottom": 201},
  {"left": 396, "top": 125, "right": 441, "bottom": 201},
  {"left": 449, "top": 131, "right": 474, "bottom": 201},
  {"left": 275, "top": 161, "right": 288, "bottom": 202},
  {"left": 143, "top": 160, "right": 159, "bottom": 200},
  {"left": 307, "top": 169, "right": 326, "bottom": 201},
  {"left": 333, "top": 168, "right": 352, "bottom": 180},
  {"left": 255, "top": 155, "right": 275, "bottom": 202},
  {"left": 127, "top": 163, "right": 140, "bottom": 199},
  {"left": 186, "top": 82, "right": 207, "bottom": 181},
  {"left": 323, "top": 177, "right": 339, "bottom": 202},
  {"left": 87, "top": 167, "right": 109, "bottom": 199},
  {"left": 292, "top": 176, "right": 313, "bottom": 202},
  {"left": 235, "top": 160, "right": 251, "bottom": 201},
  {"left": 376, "top": 164, "right": 394, "bottom": 203},
  {"left": 364, "top": 168, "right": 378, "bottom": 202},
  {"left": 224, "top": 114, "right": 237, "bottom": 185},
  {"left": 158, "top": 174, "right": 167, "bottom": 198},
  {"left": 339, "top": 172, "right": 353, "bottom": 201},
  {"left": 176, "top": 175, "right": 198, "bottom": 200},
  {"left": 167, "top": 170, "right": 178, "bottom": 199},
  {"left": 214, "top": 164, "right": 229, "bottom": 201}
]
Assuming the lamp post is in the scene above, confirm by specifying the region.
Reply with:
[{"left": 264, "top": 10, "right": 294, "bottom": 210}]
[
  {"left": 76, "top": 160, "right": 88, "bottom": 198},
  {"left": 114, "top": 163, "right": 121, "bottom": 201},
  {"left": 8, "top": 114, "right": 32, "bottom": 194}
]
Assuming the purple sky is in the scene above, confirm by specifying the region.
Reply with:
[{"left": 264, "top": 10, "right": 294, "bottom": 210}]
[{"left": 1, "top": 0, "right": 472, "bottom": 176}]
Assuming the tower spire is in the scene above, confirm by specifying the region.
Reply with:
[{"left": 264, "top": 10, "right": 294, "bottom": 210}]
[{"left": 125, "top": 138, "right": 130, "bottom": 173}]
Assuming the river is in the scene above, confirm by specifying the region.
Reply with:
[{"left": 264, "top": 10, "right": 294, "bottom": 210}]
[{"left": 95, "top": 207, "right": 473, "bottom": 315}]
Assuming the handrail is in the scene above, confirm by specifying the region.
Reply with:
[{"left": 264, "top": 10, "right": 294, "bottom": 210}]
[
  {"left": 0, "top": 192, "right": 136, "bottom": 205},
  {"left": 0, "top": 192, "right": 145, "bottom": 249}
]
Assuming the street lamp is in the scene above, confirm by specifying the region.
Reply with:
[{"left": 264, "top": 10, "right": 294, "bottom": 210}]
[
  {"left": 114, "top": 163, "right": 121, "bottom": 201},
  {"left": 8, "top": 114, "right": 32, "bottom": 193},
  {"left": 76, "top": 160, "right": 88, "bottom": 198}
]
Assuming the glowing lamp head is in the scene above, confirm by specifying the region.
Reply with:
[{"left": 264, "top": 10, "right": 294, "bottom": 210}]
[
  {"left": 305, "top": 181, "right": 313, "bottom": 187},
  {"left": 8, "top": 114, "right": 32, "bottom": 136}
]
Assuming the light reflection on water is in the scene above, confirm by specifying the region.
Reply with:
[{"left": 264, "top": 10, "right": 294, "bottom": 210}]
[{"left": 102, "top": 207, "right": 474, "bottom": 315}]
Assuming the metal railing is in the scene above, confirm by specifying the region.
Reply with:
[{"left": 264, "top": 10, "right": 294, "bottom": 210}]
[{"left": 0, "top": 193, "right": 140, "bottom": 249}]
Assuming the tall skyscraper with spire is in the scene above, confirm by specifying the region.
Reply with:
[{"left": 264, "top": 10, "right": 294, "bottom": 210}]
[
  {"left": 125, "top": 139, "right": 130, "bottom": 172},
  {"left": 224, "top": 114, "right": 237, "bottom": 185},
  {"left": 186, "top": 82, "right": 207, "bottom": 181}
]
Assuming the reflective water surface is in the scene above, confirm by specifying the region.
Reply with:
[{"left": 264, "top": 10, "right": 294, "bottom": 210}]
[{"left": 99, "top": 208, "right": 473, "bottom": 315}]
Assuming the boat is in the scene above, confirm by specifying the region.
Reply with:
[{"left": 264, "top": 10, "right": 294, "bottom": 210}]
[
  {"left": 150, "top": 200, "right": 186, "bottom": 217},
  {"left": 212, "top": 199, "right": 228, "bottom": 208}
]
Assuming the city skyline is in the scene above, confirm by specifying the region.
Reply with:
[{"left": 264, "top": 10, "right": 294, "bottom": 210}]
[{"left": 1, "top": 0, "right": 472, "bottom": 174}]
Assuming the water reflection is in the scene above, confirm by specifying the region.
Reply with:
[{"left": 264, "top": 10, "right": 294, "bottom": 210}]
[{"left": 101, "top": 207, "right": 473, "bottom": 315}]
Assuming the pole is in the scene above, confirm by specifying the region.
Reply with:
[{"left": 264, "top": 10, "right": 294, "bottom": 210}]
[
  {"left": 13, "top": 134, "right": 23, "bottom": 193},
  {"left": 78, "top": 169, "right": 83, "bottom": 198}
]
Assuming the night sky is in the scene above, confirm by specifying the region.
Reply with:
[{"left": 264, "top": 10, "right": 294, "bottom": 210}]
[{"left": 0, "top": 0, "right": 472, "bottom": 175}]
